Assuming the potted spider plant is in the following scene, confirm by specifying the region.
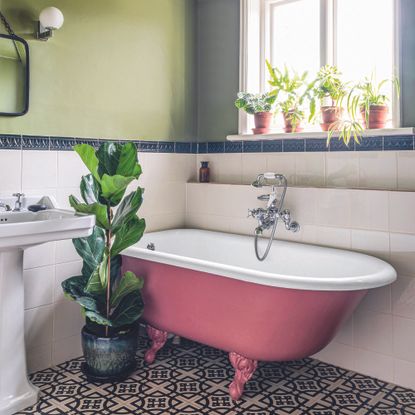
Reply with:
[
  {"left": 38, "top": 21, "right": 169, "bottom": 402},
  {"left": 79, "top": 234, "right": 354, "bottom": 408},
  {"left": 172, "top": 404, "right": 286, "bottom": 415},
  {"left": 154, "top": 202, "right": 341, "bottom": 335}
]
[
  {"left": 234, "top": 92, "right": 277, "bottom": 134},
  {"left": 310, "top": 65, "right": 348, "bottom": 131},
  {"left": 348, "top": 75, "right": 400, "bottom": 129},
  {"left": 266, "top": 61, "right": 311, "bottom": 133},
  {"left": 62, "top": 141, "right": 146, "bottom": 382}
]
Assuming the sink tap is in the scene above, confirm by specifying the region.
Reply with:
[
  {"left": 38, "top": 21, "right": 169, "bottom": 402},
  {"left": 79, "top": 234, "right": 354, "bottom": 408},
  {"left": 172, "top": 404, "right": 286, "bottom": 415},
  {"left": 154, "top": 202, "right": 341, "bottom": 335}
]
[
  {"left": 0, "top": 202, "right": 11, "bottom": 212},
  {"left": 12, "top": 193, "right": 25, "bottom": 212}
]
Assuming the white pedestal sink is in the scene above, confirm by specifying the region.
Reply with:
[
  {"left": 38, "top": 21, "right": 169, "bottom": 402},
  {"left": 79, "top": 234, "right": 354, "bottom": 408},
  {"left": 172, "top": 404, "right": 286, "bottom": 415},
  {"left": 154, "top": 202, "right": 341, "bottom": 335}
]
[{"left": 0, "top": 196, "right": 95, "bottom": 415}]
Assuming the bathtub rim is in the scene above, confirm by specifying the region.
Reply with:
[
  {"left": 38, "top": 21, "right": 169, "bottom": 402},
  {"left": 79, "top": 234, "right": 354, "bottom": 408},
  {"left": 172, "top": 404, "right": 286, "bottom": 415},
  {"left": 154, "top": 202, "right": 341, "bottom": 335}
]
[{"left": 122, "top": 228, "right": 397, "bottom": 292}]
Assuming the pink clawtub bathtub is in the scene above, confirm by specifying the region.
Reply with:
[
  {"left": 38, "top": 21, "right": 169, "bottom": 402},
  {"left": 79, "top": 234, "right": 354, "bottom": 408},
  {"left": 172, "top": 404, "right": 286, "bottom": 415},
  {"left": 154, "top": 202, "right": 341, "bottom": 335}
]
[{"left": 122, "top": 229, "right": 396, "bottom": 400}]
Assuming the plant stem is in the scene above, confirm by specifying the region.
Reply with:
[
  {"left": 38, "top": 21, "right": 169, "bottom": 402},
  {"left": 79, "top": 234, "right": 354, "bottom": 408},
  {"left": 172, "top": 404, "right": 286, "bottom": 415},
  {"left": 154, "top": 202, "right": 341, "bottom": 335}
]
[{"left": 105, "top": 204, "right": 112, "bottom": 337}]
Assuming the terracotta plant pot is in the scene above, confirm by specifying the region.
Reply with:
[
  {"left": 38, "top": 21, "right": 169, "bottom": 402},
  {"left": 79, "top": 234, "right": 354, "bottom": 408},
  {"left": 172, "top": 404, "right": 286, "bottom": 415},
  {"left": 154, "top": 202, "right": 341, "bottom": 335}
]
[
  {"left": 320, "top": 106, "right": 343, "bottom": 132},
  {"left": 283, "top": 111, "right": 303, "bottom": 133},
  {"left": 361, "top": 105, "right": 388, "bottom": 129},
  {"left": 253, "top": 112, "right": 273, "bottom": 134}
]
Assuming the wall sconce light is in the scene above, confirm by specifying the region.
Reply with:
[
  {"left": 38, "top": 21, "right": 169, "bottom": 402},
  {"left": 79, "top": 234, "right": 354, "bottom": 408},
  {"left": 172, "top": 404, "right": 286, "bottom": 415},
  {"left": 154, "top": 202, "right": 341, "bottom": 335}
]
[{"left": 35, "top": 7, "right": 64, "bottom": 41}]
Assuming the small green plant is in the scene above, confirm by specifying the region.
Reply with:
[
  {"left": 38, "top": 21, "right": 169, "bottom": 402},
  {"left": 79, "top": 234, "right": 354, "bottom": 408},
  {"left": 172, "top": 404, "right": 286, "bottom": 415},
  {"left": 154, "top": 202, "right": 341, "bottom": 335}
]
[
  {"left": 234, "top": 92, "right": 277, "bottom": 114},
  {"left": 348, "top": 74, "right": 400, "bottom": 122},
  {"left": 266, "top": 61, "right": 312, "bottom": 130},
  {"left": 62, "top": 142, "right": 146, "bottom": 337},
  {"left": 309, "top": 65, "right": 348, "bottom": 121}
]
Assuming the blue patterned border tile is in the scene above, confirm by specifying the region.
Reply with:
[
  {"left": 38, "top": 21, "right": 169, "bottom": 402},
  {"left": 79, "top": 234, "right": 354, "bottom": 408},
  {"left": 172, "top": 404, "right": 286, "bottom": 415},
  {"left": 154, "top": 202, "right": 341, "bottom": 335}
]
[
  {"left": 329, "top": 138, "right": 355, "bottom": 152},
  {"left": 76, "top": 138, "right": 101, "bottom": 149},
  {"left": 191, "top": 142, "right": 198, "bottom": 154},
  {"left": 262, "top": 140, "right": 282, "bottom": 153},
  {"left": 306, "top": 138, "right": 328, "bottom": 152},
  {"left": 207, "top": 142, "right": 225, "bottom": 153},
  {"left": 384, "top": 135, "right": 414, "bottom": 151},
  {"left": 283, "top": 139, "right": 305, "bottom": 152},
  {"left": 175, "top": 142, "right": 192, "bottom": 154},
  {"left": 159, "top": 141, "right": 175, "bottom": 153},
  {"left": 137, "top": 141, "right": 159, "bottom": 153},
  {"left": 50, "top": 137, "right": 78, "bottom": 151},
  {"left": 22, "top": 135, "right": 49, "bottom": 150},
  {"left": 198, "top": 142, "right": 207, "bottom": 154},
  {"left": 243, "top": 141, "right": 262, "bottom": 153},
  {"left": 225, "top": 141, "right": 243, "bottom": 153},
  {"left": 0, "top": 134, "right": 21, "bottom": 150},
  {"left": 355, "top": 136, "right": 383, "bottom": 151}
]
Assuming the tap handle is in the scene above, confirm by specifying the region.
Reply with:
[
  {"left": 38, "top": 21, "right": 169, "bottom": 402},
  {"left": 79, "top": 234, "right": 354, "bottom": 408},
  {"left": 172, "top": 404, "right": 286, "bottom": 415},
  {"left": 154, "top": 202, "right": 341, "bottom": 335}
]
[{"left": 13, "top": 192, "right": 25, "bottom": 200}]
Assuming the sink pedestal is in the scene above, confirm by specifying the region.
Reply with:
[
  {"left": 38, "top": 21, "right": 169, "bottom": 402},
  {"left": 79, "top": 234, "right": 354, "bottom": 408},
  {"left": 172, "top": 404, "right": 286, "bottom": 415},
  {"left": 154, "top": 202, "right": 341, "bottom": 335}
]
[{"left": 0, "top": 250, "right": 38, "bottom": 415}]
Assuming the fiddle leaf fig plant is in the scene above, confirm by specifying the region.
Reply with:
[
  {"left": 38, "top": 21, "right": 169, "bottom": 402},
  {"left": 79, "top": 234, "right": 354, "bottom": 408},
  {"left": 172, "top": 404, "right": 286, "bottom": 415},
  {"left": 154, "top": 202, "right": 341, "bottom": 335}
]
[{"left": 62, "top": 142, "right": 146, "bottom": 336}]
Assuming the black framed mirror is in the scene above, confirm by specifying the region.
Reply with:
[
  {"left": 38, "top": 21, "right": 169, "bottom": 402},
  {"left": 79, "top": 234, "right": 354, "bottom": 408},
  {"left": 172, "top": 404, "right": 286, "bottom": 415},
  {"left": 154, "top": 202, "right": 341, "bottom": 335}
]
[{"left": 0, "top": 33, "right": 30, "bottom": 116}]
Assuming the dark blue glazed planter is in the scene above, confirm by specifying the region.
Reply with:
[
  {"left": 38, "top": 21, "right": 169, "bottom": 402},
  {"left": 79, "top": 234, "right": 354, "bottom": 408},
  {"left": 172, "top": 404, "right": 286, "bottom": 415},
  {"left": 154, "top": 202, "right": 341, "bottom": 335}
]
[{"left": 81, "top": 325, "right": 138, "bottom": 382}]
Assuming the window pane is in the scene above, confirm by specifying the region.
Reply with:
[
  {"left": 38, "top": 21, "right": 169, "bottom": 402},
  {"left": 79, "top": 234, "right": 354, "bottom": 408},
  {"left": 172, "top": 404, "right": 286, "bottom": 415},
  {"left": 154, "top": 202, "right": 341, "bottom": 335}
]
[
  {"left": 336, "top": 0, "right": 395, "bottom": 118},
  {"left": 270, "top": 0, "right": 321, "bottom": 75}
]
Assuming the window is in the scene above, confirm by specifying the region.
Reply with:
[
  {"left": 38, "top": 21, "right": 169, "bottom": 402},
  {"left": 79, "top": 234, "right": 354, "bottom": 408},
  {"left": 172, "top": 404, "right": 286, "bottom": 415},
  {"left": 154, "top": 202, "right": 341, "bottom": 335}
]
[{"left": 239, "top": 0, "right": 399, "bottom": 134}]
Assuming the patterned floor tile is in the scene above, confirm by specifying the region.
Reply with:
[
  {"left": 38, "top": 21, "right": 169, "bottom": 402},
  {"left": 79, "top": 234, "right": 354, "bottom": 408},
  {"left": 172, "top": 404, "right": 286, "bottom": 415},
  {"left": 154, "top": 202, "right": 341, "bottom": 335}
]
[{"left": 15, "top": 336, "right": 415, "bottom": 415}]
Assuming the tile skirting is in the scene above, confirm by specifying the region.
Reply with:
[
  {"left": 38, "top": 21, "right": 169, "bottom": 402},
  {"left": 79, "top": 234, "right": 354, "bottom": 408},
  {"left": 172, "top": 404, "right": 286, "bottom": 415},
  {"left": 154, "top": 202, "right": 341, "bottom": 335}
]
[{"left": 1, "top": 133, "right": 414, "bottom": 153}]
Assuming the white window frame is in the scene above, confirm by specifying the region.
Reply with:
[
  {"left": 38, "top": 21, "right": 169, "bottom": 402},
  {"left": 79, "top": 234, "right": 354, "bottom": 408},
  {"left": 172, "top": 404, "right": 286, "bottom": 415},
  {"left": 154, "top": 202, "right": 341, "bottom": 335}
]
[{"left": 238, "top": 0, "right": 401, "bottom": 135}]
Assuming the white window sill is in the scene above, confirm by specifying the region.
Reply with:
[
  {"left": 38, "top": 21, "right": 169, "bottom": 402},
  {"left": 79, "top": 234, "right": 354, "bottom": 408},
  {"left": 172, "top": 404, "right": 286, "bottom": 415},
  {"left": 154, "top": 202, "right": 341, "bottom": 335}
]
[{"left": 227, "top": 128, "right": 415, "bottom": 142}]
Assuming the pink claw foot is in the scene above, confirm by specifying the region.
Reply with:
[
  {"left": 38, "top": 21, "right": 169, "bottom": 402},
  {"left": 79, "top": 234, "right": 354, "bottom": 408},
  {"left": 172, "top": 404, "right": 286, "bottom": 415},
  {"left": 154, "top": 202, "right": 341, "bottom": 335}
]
[
  {"left": 228, "top": 352, "right": 258, "bottom": 401},
  {"left": 144, "top": 325, "right": 168, "bottom": 364}
]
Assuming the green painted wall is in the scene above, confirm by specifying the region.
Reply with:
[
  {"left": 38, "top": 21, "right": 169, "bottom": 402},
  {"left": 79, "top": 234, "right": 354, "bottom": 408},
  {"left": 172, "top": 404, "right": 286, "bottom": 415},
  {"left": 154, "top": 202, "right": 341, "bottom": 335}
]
[
  {"left": 196, "top": 0, "right": 240, "bottom": 141},
  {"left": 0, "top": 0, "right": 196, "bottom": 141}
]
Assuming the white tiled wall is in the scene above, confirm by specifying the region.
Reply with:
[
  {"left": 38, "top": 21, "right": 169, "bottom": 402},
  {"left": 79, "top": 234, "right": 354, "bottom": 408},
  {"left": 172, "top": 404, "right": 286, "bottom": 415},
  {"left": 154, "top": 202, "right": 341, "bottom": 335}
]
[
  {"left": 196, "top": 151, "right": 415, "bottom": 190},
  {"left": 0, "top": 149, "right": 196, "bottom": 373},
  {"left": 185, "top": 181, "right": 415, "bottom": 390}
]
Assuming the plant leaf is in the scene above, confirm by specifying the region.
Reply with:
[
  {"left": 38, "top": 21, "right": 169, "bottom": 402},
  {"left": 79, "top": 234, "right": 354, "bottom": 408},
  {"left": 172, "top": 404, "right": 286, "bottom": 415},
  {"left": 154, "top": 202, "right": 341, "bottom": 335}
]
[
  {"left": 110, "top": 271, "right": 144, "bottom": 309},
  {"left": 111, "top": 217, "right": 145, "bottom": 257},
  {"left": 74, "top": 144, "right": 100, "bottom": 181},
  {"left": 80, "top": 174, "right": 101, "bottom": 204},
  {"left": 69, "top": 195, "right": 109, "bottom": 229},
  {"left": 100, "top": 174, "right": 135, "bottom": 206},
  {"left": 110, "top": 292, "right": 144, "bottom": 327},
  {"left": 99, "top": 251, "right": 109, "bottom": 289},
  {"left": 117, "top": 143, "right": 141, "bottom": 178},
  {"left": 85, "top": 266, "right": 105, "bottom": 295},
  {"left": 96, "top": 142, "right": 121, "bottom": 177},
  {"left": 85, "top": 310, "right": 112, "bottom": 326},
  {"left": 73, "top": 227, "right": 105, "bottom": 277},
  {"left": 112, "top": 189, "right": 143, "bottom": 233},
  {"left": 61, "top": 275, "right": 88, "bottom": 300}
]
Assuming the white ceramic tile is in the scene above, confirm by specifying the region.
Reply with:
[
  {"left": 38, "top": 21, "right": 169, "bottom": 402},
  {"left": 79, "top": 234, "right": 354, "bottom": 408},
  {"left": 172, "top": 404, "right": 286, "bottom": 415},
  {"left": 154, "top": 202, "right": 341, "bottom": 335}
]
[
  {"left": 266, "top": 153, "right": 296, "bottom": 185},
  {"left": 334, "top": 315, "right": 353, "bottom": 346},
  {"left": 325, "top": 152, "right": 359, "bottom": 188},
  {"left": 353, "top": 348, "right": 394, "bottom": 383},
  {"left": 145, "top": 211, "right": 185, "bottom": 232},
  {"left": 302, "top": 225, "right": 351, "bottom": 249},
  {"left": 26, "top": 343, "right": 52, "bottom": 374},
  {"left": 392, "top": 275, "right": 415, "bottom": 319},
  {"left": 0, "top": 150, "right": 22, "bottom": 194},
  {"left": 351, "top": 230, "right": 390, "bottom": 260},
  {"left": 53, "top": 300, "right": 84, "bottom": 340},
  {"left": 358, "top": 152, "right": 397, "bottom": 190},
  {"left": 393, "top": 316, "right": 415, "bottom": 362},
  {"left": 284, "top": 187, "right": 316, "bottom": 225},
  {"left": 295, "top": 153, "right": 325, "bottom": 187},
  {"left": 312, "top": 341, "right": 355, "bottom": 371},
  {"left": 314, "top": 188, "right": 352, "bottom": 228},
  {"left": 394, "top": 358, "right": 415, "bottom": 390},
  {"left": 241, "top": 154, "right": 267, "bottom": 185},
  {"left": 56, "top": 187, "right": 81, "bottom": 210},
  {"left": 55, "top": 239, "right": 80, "bottom": 264},
  {"left": 24, "top": 242, "right": 56, "bottom": 270},
  {"left": 197, "top": 154, "right": 242, "bottom": 184},
  {"left": 354, "top": 310, "right": 393, "bottom": 355},
  {"left": 357, "top": 285, "right": 391, "bottom": 314},
  {"left": 186, "top": 183, "right": 208, "bottom": 215},
  {"left": 24, "top": 265, "right": 54, "bottom": 310},
  {"left": 185, "top": 213, "right": 230, "bottom": 233},
  {"left": 397, "top": 152, "right": 415, "bottom": 191},
  {"left": 389, "top": 233, "right": 415, "bottom": 277},
  {"left": 57, "top": 151, "right": 89, "bottom": 188},
  {"left": 349, "top": 190, "right": 389, "bottom": 231},
  {"left": 52, "top": 335, "right": 82, "bottom": 365},
  {"left": 22, "top": 151, "right": 58, "bottom": 190},
  {"left": 54, "top": 261, "right": 83, "bottom": 303},
  {"left": 24, "top": 305, "right": 53, "bottom": 349},
  {"left": 389, "top": 191, "right": 415, "bottom": 234}
]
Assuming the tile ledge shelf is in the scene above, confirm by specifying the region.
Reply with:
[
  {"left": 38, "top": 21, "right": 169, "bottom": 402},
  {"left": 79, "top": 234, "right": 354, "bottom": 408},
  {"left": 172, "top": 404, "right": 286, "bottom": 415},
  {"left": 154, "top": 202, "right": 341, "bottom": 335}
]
[{"left": 227, "top": 127, "right": 415, "bottom": 141}]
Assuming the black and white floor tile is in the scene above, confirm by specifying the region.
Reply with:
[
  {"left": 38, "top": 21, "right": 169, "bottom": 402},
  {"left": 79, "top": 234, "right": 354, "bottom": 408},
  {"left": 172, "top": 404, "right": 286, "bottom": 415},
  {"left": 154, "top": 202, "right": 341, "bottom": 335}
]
[{"left": 17, "top": 336, "right": 415, "bottom": 414}]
